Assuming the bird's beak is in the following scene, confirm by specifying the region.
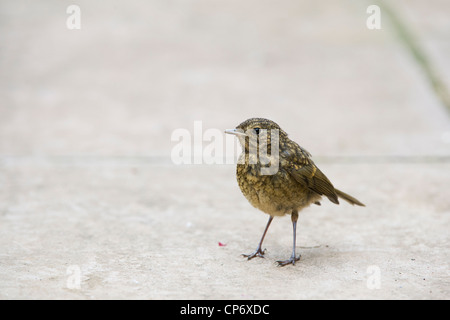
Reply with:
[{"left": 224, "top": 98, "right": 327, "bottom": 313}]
[{"left": 224, "top": 129, "right": 247, "bottom": 137}]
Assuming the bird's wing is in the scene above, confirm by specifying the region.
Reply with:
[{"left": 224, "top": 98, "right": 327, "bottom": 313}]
[{"left": 281, "top": 143, "right": 339, "bottom": 204}]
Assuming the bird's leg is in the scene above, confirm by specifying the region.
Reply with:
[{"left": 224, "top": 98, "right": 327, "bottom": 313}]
[
  {"left": 277, "top": 210, "right": 301, "bottom": 266},
  {"left": 243, "top": 215, "right": 273, "bottom": 260}
]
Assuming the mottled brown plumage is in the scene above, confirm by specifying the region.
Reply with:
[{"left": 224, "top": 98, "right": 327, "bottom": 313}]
[{"left": 225, "top": 118, "right": 365, "bottom": 266}]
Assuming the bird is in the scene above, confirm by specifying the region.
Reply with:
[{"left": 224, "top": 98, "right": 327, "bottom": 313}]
[{"left": 225, "top": 117, "right": 365, "bottom": 266}]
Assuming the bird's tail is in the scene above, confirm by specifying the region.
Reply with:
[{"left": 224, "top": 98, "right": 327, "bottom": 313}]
[{"left": 335, "top": 189, "right": 365, "bottom": 207}]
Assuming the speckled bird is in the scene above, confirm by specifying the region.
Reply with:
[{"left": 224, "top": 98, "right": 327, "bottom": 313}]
[{"left": 225, "top": 118, "right": 365, "bottom": 266}]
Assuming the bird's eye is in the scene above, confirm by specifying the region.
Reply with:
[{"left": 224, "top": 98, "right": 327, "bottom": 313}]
[{"left": 254, "top": 128, "right": 260, "bottom": 135}]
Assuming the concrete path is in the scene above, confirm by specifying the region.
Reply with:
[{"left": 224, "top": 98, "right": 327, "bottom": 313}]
[{"left": 0, "top": 0, "right": 449, "bottom": 299}]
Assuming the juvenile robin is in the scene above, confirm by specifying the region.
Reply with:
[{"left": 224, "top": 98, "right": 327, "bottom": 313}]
[{"left": 225, "top": 118, "right": 365, "bottom": 266}]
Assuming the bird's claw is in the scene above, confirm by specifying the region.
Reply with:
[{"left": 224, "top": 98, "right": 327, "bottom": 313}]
[
  {"left": 276, "top": 255, "right": 301, "bottom": 267},
  {"left": 242, "top": 248, "right": 266, "bottom": 260}
]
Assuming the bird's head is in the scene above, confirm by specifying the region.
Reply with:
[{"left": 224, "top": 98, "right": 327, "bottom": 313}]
[{"left": 225, "top": 118, "right": 287, "bottom": 153}]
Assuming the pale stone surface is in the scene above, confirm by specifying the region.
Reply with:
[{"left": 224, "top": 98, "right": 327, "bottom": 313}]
[{"left": 0, "top": 0, "right": 449, "bottom": 299}]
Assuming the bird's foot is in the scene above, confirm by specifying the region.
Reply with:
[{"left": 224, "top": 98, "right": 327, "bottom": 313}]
[
  {"left": 276, "top": 254, "right": 301, "bottom": 267},
  {"left": 242, "top": 247, "right": 266, "bottom": 260}
]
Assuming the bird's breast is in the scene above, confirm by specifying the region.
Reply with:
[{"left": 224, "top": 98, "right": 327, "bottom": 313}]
[{"left": 236, "top": 163, "right": 312, "bottom": 216}]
